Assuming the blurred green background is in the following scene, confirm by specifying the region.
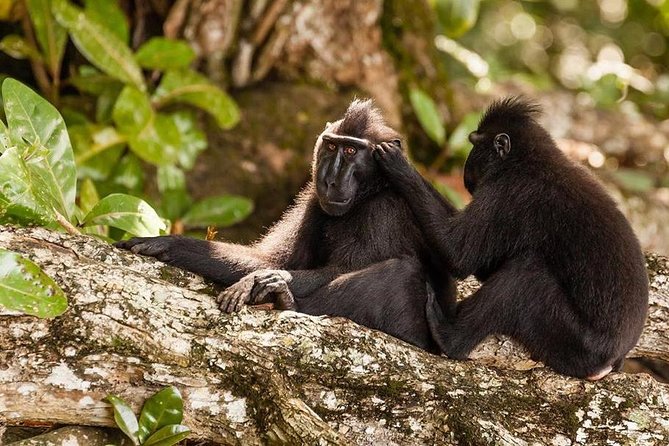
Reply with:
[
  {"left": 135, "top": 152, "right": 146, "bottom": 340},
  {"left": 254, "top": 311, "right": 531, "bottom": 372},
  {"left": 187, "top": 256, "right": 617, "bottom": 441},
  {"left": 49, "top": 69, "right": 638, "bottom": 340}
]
[{"left": 1, "top": 0, "right": 668, "bottom": 253}]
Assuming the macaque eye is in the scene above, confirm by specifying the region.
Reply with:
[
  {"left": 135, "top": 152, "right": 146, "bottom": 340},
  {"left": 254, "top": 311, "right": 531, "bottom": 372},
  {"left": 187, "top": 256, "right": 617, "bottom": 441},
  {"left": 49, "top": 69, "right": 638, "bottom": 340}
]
[
  {"left": 327, "top": 143, "right": 336, "bottom": 151},
  {"left": 344, "top": 146, "right": 357, "bottom": 156}
]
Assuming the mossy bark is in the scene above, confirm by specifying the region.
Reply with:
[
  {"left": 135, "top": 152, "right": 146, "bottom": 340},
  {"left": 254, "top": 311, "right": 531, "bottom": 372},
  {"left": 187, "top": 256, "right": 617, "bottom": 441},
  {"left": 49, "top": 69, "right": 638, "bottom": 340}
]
[{"left": 0, "top": 226, "right": 668, "bottom": 445}]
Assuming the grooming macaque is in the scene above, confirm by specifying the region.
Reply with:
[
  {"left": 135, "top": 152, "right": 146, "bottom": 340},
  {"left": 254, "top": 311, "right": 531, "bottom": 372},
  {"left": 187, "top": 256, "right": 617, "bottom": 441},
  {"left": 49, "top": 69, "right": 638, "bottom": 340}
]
[{"left": 374, "top": 97, "right": 648, "bottom": 379}]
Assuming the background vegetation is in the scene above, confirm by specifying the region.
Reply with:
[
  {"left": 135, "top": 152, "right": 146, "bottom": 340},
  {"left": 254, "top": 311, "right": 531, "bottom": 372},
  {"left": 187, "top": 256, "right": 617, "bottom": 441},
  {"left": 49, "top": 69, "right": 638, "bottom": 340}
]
[{"left": 0, "top": 0, "right": 668, "bottom": 316}]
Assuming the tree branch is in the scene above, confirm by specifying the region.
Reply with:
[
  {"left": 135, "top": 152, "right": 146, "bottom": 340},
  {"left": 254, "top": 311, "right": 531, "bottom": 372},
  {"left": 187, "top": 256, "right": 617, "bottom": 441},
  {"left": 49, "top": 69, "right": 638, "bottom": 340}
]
[{"left": 0, "top": 226, "right": 667, "bottom": 445}]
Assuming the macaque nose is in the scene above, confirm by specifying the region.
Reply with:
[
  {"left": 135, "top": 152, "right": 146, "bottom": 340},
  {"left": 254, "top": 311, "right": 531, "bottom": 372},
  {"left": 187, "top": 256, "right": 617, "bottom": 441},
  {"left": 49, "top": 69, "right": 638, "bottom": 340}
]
[{"left": 468, "top": 132, "right": 484, "bottom": 144}]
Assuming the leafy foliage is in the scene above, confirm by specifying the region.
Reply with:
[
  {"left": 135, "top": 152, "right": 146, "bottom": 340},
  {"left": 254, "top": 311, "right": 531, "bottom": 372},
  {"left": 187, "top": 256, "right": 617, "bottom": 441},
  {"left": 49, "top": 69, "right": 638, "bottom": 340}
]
[
  {"left": 52, "top": 0, "right": 145, "bottom": 90},
  {"left": 0, "top": 0, "right": 250, "bottom": 237},
  {"left": 0, "top": 78, "right": 165, "bottom": 238},
  {"left": 0, "top": 78, "right": 75, "bottom": 226},
  {"left": 106, "top": 386, "right": 190, "bottom": 446}
]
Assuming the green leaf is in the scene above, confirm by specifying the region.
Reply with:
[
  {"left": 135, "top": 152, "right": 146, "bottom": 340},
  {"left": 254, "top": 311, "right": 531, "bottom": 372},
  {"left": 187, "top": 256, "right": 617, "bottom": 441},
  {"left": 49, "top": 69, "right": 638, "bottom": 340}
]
[
  {"left": 26, "top": 0, "right": 67, "bottom": 75},
  {"left": 143, "top": 425, "right": 190, "bottom": 446},
  {"left": 0, "top": 35, "right": 43, "bottom": 62},
  {"left": 182, "top": 195, "right": 253, "bottom": 228},
  {"left": 112, "top": 86, "right": 179, "bottom": 165},
  {"left": 154, "top": 68, "right": 240, "bottom": 129},
  {"left": 71, "top": 124, "right": 125, "bottom": 180},
  {"left": 0, "top": 248, "right": 68, "bottom": 318},
  {"left": 78, "top": 177, "right": 99, "bottom": 214},
  {"left": 105, "top": 394, "right": 140, "bottom": 445},
  {"left": 2, "top": 78, "right": 77, "bottom": 220},
  {"left": 84, "top": 0, "right": 129, "bottom": 44},
  {"left": 83, "top": 193, "right": 166, "bottom": 236},
  {"left": 432, "top": 0, "right": 480, "bottom": 38},
  {"left": 0, "top": 147, "right": 56, "bottom": 225},
  {"left": 611, "top": 168, "right": 655, "bottom": 193},
  {"left": 137, "top": 386, "right": 184, "bottom": 443},
  {"left": 409, "top": 87, "right": 445, "bottom": 146},
  {"left": 136, "top": 38, "right": 196, "bottom": 70},
  {"left": 52, "top": 0, "right": 145, "bottom": 91}
]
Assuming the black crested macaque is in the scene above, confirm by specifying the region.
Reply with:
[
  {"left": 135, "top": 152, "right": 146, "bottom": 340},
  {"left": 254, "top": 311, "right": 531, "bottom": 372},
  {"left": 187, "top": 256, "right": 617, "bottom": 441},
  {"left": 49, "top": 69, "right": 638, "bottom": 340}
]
[
  {"left": 373, "top": 96, "right": 649, "bottom": 379},
  {"left": 115, "top": 99, "right": 457, "bottom": 352}
]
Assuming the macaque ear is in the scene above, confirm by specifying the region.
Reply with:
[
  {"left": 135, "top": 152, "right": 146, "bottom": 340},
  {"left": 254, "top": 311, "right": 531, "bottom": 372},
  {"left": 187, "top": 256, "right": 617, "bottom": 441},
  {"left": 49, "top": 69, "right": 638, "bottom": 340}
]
[{"left": 493, "top": 133, "right": 511, "bottom": 159}]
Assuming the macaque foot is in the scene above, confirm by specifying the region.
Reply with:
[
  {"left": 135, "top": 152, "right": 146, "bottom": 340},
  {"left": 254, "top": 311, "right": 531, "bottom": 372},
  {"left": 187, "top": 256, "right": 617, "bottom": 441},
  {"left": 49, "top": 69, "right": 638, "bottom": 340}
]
[
  {"left": 217, "top": 273, "right": 256, "bottom": 313},
  {"left": 586, "top": 365, "right": 613, "bottom": 381},
  {"left": 217, "top": 270, "right": 296, "bottom": 313}
]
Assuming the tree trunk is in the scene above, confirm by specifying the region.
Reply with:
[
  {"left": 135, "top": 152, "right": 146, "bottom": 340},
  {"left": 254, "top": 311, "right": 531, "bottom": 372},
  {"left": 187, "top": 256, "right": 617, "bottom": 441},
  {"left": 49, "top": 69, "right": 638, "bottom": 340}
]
[{"left": 0, "top": 226, "right": 668, "bottom": 445}]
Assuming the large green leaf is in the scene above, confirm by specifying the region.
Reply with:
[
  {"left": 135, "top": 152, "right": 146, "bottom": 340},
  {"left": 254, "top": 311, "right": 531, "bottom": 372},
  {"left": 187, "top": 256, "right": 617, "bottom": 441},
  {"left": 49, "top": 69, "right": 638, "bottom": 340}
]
[
  {"left": 0, "top": 35, "right": 43, "bottom": 62},
  {"left": 0, "top": 248, "right": 68, "bottom": 318},
  {"left": 25, "top": 0, "right": 67, "bottom": 75},
  {"left": 0, "top": 147, "right": 56, "bottom": 225},
  {"left": 432, "top": 0, "right": 480, "bottom": 38},
  {"left": 84, "top": 0, "right": 129, "bottom": 44},
  {"left": 143, "top": 425, "right": 191, "bottom": 446},
  {"left": 154, "top": 68, "right": 239, "bottom": 129},
  {"left": 83, "top": 193, "right": 166, "bottom": 237},
  {"left": 105, "top": 394, "right": 140, "bottom": 445},
  {"left": 137, "top": 386, "right": 184, "bottom": 443},
  {"left": 182, "top": 195, "right": 253, "bottom": 228},
  {"left": 135, "top": 38, "right": 196, "bottom": 70},
  {"left": 409, "top": 87, "right": 445, "bottom": 146},
  {"left": 113, "top": 86, "right": 179, "bottom": 165},
  {"left": 2, "top": 78, "right": 77, "bottom": 220},
  {"left": 52, "top": 0, "right": 145, "bottom": 91}
]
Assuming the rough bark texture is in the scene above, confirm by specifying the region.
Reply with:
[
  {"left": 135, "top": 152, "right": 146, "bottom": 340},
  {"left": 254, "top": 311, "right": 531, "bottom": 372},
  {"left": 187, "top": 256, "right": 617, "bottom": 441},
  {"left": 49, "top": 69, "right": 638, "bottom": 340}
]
[{"left": 0, "top": 226, "right": 668, "bottom": 445}]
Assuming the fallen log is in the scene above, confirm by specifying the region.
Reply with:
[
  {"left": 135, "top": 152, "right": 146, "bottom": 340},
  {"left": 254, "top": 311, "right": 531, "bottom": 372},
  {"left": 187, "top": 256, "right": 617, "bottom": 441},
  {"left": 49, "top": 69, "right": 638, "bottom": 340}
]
[{"left": 0, "top": 226, "right": 667, "bottom": 445}]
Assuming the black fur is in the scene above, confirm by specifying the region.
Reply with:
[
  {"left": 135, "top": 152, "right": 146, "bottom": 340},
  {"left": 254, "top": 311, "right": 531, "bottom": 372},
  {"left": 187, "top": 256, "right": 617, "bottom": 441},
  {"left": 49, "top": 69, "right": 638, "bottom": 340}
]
[
  {"left": 374, "top": 96, "right": 649, "bottom": 378},
  {"left": 115, "top": 99, "right": 457, "bottom": 352}
]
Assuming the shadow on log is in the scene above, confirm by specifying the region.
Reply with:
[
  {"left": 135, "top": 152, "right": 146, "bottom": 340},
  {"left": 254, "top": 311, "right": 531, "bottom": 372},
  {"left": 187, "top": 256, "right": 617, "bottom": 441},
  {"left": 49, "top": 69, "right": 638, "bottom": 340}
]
[{"left": 0, "top": 226, "right": 668, "bottom": 445}]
